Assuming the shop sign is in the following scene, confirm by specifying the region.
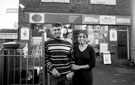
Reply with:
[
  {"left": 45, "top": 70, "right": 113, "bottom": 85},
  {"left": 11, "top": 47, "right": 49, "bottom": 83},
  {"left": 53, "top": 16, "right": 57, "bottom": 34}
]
[
  {"left": 39, "top": 14, "right": 67, "bottom": 24},
  {"left": 26, "top": 13, "right": 131, "bottom": 25},
  {"left": 45, "top": 14, "right": 82, "bottom": 24},
  {"left": 20, "top": 27, "right": 30, "bottom": 40},
  {"left": 116, "top": 16, "right": 131, "bottom": 25},
  {"left": 83, "top": 15, "right": 99, "bottom": 24},
  {"left": 90, "top": 0, "right": 116, "bottom": 5},
  {"left": 41, "top": 0, "right": 70, "bottom": 3},
  {"left": 69, "top": 15, "right": 82, "bottom": 23},
  {"left": 29, "top": 13, "right": 45, "bottom": 23},
  {"left": 0, "top": 33, "right": 17, "bottom": 39},
  {"left": 100, "top": 15, "right": 116, "bottom": 25}
]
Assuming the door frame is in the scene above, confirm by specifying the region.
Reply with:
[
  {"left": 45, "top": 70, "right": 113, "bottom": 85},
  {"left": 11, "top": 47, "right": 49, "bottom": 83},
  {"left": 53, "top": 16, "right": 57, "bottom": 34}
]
[{"left": 117, "top": 27, "right": 129, "bottom": 59}]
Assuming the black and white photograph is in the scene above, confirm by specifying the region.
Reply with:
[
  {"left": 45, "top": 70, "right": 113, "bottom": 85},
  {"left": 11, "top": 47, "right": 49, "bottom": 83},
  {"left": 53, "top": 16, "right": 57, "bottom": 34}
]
[{"left": 0, "top": 0, "right": 135, "bottom": 85}]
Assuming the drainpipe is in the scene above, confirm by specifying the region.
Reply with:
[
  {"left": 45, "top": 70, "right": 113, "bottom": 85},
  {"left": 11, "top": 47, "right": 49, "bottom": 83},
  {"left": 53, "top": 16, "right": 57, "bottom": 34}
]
[{"left": 131, "top": 0, "right": 135, "bottom": 65}]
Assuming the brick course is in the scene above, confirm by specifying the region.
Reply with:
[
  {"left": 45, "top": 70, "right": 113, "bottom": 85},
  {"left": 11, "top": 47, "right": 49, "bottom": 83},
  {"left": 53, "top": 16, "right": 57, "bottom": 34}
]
[{"left": 20, "top": 0, "right": 131, "bottom": 16}]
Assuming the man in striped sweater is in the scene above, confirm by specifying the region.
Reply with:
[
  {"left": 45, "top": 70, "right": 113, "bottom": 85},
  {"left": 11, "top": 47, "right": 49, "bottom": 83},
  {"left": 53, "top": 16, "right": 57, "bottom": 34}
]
[{"left": 45, "top": 23, "right": 74, "bottom": 85}]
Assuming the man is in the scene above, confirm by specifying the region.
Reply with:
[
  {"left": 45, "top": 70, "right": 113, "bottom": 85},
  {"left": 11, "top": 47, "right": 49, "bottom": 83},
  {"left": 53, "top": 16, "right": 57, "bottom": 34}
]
[{"left": 45, "top": 23, "right": 74, "bottom": 85}]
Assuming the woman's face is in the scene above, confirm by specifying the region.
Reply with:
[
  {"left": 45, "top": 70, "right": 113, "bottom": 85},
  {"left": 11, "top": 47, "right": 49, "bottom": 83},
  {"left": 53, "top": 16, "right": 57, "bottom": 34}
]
[{"left": 78, "top": 33, "right": 87, "bottom": 44}]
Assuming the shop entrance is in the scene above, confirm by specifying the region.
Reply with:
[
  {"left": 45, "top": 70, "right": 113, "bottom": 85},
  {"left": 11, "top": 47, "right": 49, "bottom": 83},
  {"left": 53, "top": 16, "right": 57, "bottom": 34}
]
[{"left": 117, "top": 30, "right": 128, "bottom": 59}]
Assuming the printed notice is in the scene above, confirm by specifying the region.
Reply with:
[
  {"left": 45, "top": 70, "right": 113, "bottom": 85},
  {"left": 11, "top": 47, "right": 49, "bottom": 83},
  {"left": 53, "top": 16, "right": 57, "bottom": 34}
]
[
  {"left": 21, "top": 27, "right": 30, "bottom": 40},
  {"left": 103, "top": 53, "right": 112, "bottom": 64},
  {"left": 110, "top": 29, "right": 117, "bottom": 41}
]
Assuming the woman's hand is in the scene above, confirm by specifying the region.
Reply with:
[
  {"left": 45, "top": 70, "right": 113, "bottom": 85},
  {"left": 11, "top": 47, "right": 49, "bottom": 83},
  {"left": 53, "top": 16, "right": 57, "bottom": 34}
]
[
  {"left": 72, "top": 64, "right": 90, "bottom": 70},
  {"left": 66, "top": 72, "right": 74, "bottom": 80},
  {"left": 71, "top": 64, "right": 80, "bottom": 71}
]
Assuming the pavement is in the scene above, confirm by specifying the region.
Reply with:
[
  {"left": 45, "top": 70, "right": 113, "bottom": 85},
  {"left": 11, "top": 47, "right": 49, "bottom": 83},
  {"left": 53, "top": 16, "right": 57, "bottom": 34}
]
[{"left": 93, "top": 63, "right": 135, "bottom": 85}]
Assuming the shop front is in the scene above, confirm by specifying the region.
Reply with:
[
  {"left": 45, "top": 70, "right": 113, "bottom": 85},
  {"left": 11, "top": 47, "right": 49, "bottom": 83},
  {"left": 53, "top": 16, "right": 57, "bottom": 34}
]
[
  {"left": 20, "top": 12, "right": 131, "bottom": 65},
  {"left": 0, "top": 29, "right": 18, "bottom": 84},
  {"left": 0, "top": 29, "right": 18, "bottom": 49}
]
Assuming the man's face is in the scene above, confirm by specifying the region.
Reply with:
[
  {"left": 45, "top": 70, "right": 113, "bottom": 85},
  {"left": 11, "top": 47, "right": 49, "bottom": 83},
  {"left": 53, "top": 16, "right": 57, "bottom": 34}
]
[{"left": 53, "top": 26, "right": 62, "bottom": 39}]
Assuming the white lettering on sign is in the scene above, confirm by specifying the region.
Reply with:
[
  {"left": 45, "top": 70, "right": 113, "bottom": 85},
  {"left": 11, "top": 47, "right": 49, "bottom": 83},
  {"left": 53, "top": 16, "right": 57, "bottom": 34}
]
[
  {"left": 83, "top": 16, "right": 99, "bottom": 24},
  {"left": 41, "top": 0, "right": 70, "bottom": 3},
  {"left": 0, "top": 33, "right": 17, "bottom": 39},
  {"left": 90, "top": 0, "right": 116, "bottom": 5},
  {"left": 116, "top": 18, "right": 131, "bottom": 24},
  {"left": 100, "top": 15, "right": 116, "bottom": 24}
]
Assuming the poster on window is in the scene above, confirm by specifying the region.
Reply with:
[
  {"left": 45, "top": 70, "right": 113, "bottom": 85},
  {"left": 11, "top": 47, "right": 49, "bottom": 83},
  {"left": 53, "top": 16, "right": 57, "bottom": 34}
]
[
  {"left": 100, "top": 43, "right": 108, "bottom": 53},
  {"left": 20, "top": 27, "right": 30, "bottom": 40},
  {"left": 31, "top": 37, "right": 42, "bottom": 58},
  {"left": 110, "top": 29, "right": 117, "bottom": 41}
]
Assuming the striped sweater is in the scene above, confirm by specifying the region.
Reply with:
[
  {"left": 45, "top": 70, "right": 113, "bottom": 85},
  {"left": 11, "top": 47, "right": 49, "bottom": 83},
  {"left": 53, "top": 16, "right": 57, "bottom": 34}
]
[{"left": 45, "top": 38, "right": 74, "bottom": 74}]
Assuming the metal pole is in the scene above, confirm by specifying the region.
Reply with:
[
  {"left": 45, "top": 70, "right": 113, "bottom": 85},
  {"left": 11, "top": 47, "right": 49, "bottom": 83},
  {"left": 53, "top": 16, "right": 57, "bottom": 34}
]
[{"left": 42, "top": 26, "right": 46, "bottom": 85}]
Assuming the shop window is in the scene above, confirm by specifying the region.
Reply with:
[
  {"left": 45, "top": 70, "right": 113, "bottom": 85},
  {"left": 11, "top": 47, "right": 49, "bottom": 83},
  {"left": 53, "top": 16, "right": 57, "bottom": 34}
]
[
  {"left": 31, "top": 24, "right": 109, "bottom": 56},
  {"left": 73, "top": 25, "right": 109, "bottom": 56}
]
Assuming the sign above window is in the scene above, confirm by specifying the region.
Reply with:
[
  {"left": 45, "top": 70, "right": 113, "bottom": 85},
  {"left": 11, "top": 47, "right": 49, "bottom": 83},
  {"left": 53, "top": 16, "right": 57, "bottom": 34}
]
[
  {"left": 25, "top": 13, "right": 131, "bottom": 25},
  {"left": 90, "top": 0, "right": 116, "bottom": 5},
  {"left": 100, "top": 15, "right": 116, "bottom": 24},
  {"left": 41, "top": 0, "right": 70, "bottom": 3},
  {"left": 0, "top": 33, "right": 17, "bottom": 39}
]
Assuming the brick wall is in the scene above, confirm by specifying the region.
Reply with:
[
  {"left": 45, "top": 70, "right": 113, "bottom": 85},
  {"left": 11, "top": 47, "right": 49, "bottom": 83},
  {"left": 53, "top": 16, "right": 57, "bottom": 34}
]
[{"left": 20, "top": 0, "right": 131, "bottom": 16}]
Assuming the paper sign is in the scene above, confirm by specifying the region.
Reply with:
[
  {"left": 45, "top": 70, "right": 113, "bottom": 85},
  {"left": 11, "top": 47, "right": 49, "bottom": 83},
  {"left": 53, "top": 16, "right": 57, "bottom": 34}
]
[
  {"left": 23, "top": 43, "right": 28, "bottom": 58},
  {"left": 20, "top": 27, "right": 30, "bottom": 40},
  {"left": 100, "top": 43, "right": 108, "bottom": 53},
  {"left": 110, "top": 29, "right": 117, "bottom": 41},
  {"left": 103, "top": 53, "right": 112, "bottom": 64}
]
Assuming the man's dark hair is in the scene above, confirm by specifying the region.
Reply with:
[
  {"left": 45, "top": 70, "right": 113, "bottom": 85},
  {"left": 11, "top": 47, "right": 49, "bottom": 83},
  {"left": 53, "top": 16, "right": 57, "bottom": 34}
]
[{"left": 52, "top": 22, "right": 62, "bottom": 27}]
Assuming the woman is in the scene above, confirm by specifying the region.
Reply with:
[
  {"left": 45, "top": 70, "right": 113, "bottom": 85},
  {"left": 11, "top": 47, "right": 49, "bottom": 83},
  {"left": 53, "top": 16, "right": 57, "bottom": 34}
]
[{"left": 72, "top": 31, "right": 96, "bottom": 85}]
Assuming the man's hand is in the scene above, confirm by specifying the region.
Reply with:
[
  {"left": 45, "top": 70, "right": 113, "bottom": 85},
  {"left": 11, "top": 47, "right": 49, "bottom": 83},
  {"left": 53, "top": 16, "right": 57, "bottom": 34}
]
[
  {"left": 71, "top": 64, "right": 80, "bottom": 71},
  {"left": 51, "top": 68, "right": 61, "bottom": 77},
  {"left": 66, "top": 72, "right": 74, "bottom": 80}
]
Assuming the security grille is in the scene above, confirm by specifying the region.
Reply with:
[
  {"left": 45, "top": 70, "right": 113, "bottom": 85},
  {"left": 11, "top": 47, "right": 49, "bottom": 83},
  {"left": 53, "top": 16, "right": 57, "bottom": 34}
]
[{"left": 0, "top": 49, "right": 46, "bottom": 85}]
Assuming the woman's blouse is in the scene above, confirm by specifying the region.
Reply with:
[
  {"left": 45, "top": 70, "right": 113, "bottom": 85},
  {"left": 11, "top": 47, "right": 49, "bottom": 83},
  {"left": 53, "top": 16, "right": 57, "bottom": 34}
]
[{"left": 74, "top": 45, "right": 96, "bottom": 70}]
